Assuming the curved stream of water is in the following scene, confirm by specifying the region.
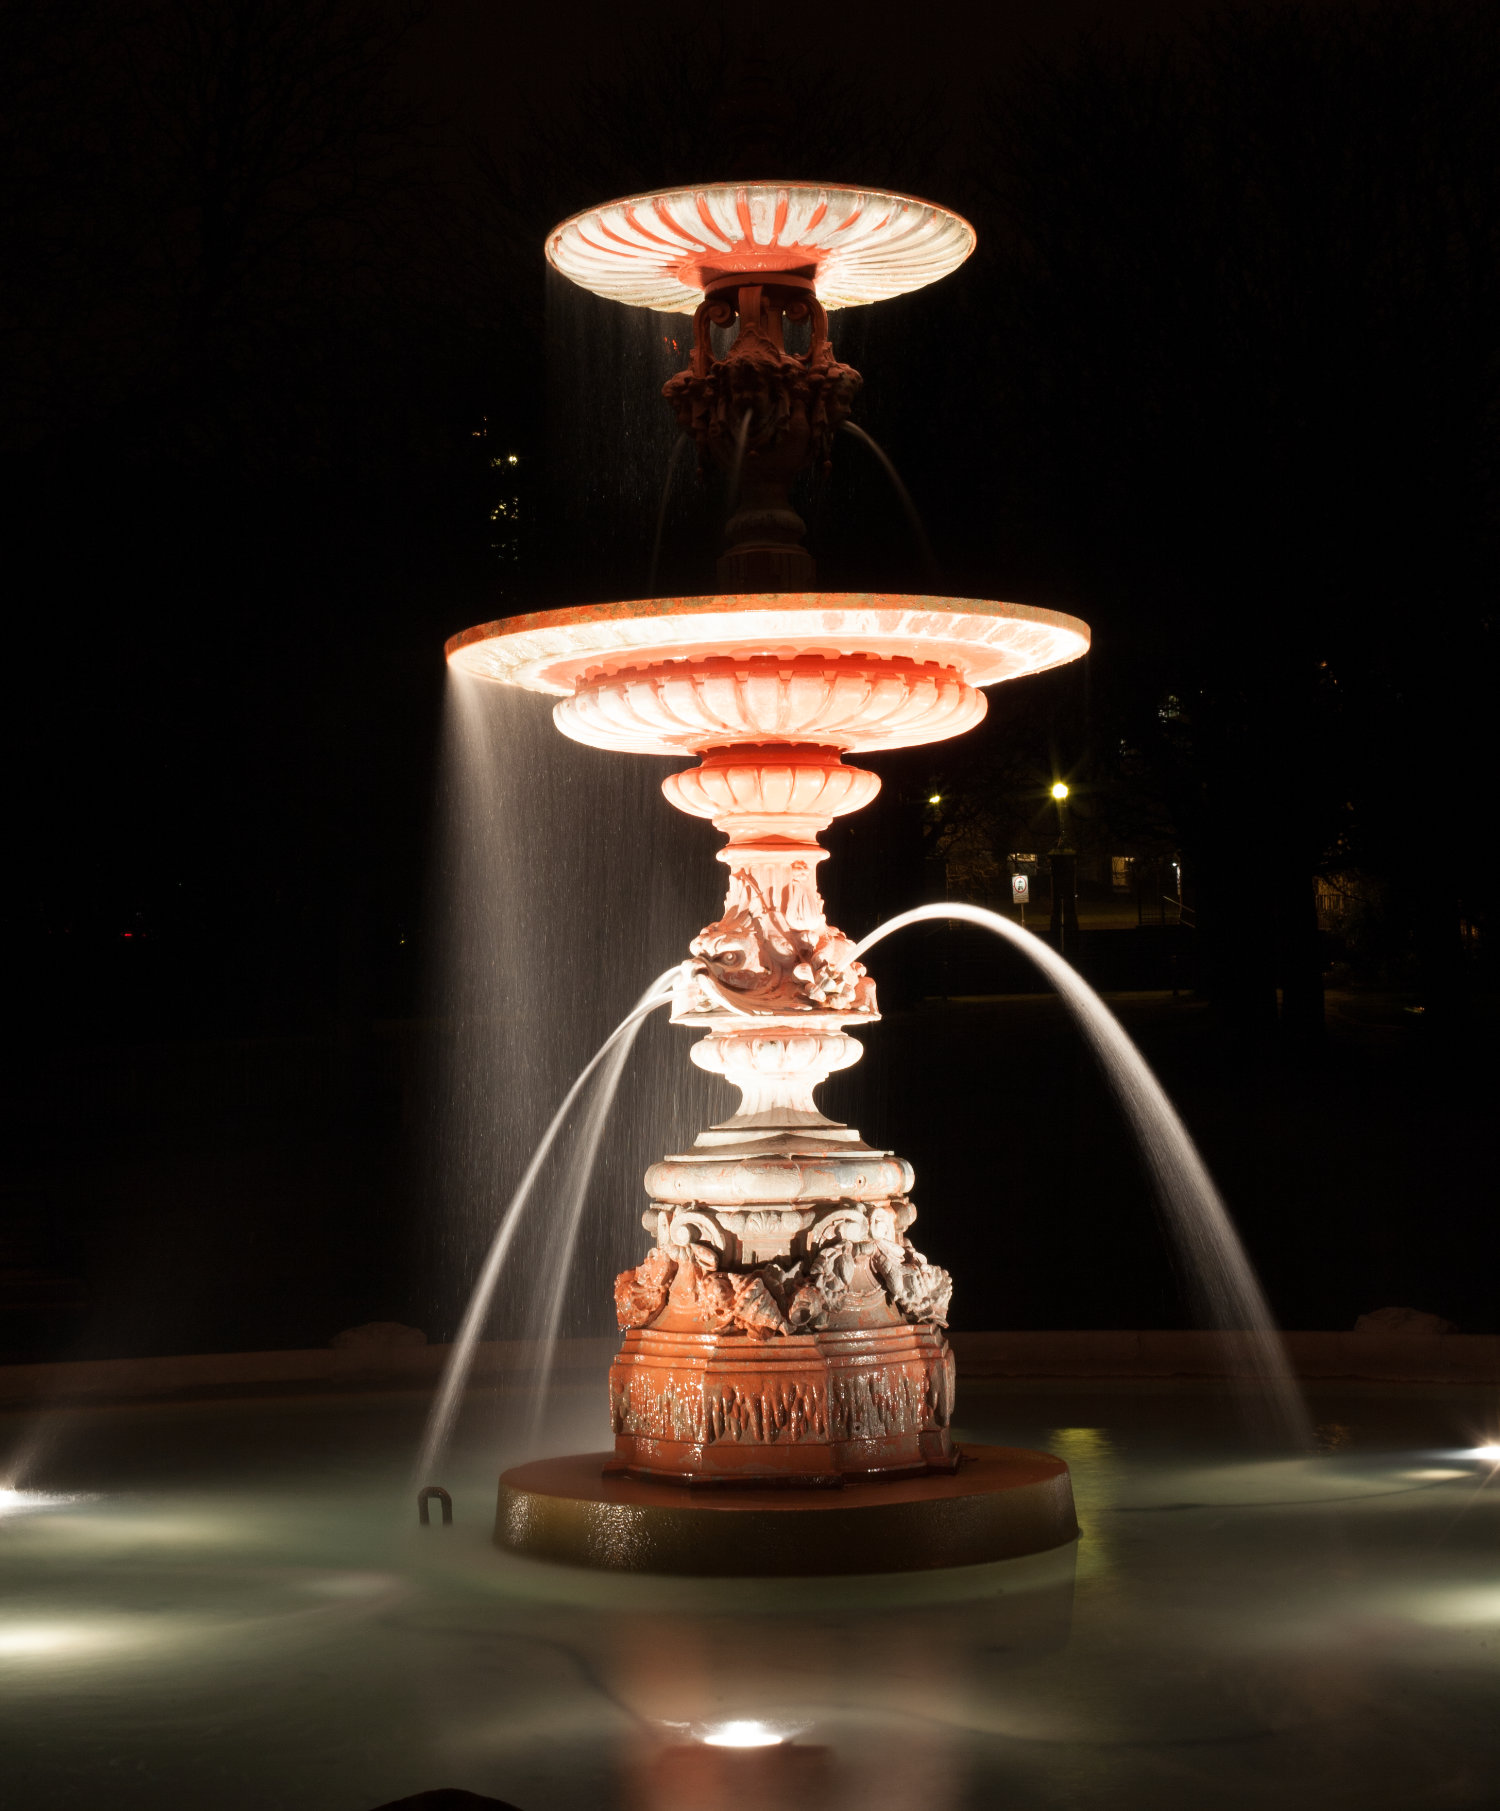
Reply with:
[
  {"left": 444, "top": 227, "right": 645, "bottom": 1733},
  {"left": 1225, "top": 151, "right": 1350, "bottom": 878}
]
[
  {"left": 522, "top": 1016, "right": 649, "bottom": 1453},
  {"left": 413, "top": 968, "right": 681, "bottom": 1485},
  {"left": 646, "top": 432, "right": 688, "bottom": 594},
  {"left": 420, "top": 906, "right": 1308, "bottom": 1480},
  {"left": 840, "top": 420, "right": 941, "bottom": 581},
  {"left": 851, "top": 904, "right": 1312, "bottom": 1448}
]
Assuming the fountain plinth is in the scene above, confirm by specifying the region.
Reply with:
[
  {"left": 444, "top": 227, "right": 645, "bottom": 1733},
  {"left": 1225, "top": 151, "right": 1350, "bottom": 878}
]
[
  {"left": 619, "top": 729, "right": 949, "bottom": 1487},
  {"left": 662, "top": 280, "right": 860, "bottom": 588},
  {"left": 447, "top": 185, "right": 1089, "bottom": 1567}
]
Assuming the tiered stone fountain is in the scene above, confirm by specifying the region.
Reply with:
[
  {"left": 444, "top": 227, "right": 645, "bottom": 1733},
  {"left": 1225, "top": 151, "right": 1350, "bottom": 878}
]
[{"left": 447, "top": 182, "right": 1090, "bottom": 1573}]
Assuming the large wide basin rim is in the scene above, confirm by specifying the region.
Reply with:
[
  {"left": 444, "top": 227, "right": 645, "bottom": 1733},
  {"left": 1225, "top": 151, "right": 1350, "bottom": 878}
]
[{"left": 444, "top": 593, "right": 1092, "bottom": 697}]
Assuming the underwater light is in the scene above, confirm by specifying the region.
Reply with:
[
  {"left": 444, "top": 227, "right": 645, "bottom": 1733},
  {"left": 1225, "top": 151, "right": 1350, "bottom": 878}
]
[
  {"left": 0, "top": 1625, "right": 84, "bottom": 1656},
  {"left": 0, "top": 1622, "right": 125, "bottom": 1658},
  {"left": 701, "top": 1720, "right": 784, "bottom": 1748},
  {"left": 0, "top": 1487, "right": 83, "bottom": 1518}
]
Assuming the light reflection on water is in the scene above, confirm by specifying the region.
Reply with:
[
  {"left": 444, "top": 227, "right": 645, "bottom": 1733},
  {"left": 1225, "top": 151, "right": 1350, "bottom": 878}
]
[
  {"left": 1046, "top": 1427, "right": 1121, "bottom": 1583},
  {"left": 1, "top": 1386, "right": 1498, "bottom": 1810}
]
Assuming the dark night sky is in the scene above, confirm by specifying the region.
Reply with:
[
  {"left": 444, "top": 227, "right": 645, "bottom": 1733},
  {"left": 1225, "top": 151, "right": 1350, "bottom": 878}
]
[
  {"left": 12, "top": 0, "right": 1282, "bottom": 1039},
  {"left": 4, "top": 0, "right": 1496, "bottom": 1355}
]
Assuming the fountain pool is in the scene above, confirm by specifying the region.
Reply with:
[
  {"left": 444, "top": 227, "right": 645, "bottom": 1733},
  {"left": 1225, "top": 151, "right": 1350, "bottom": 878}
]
[{"left": 4, "top": 1378, "right": 1499, "bottom": 1808}]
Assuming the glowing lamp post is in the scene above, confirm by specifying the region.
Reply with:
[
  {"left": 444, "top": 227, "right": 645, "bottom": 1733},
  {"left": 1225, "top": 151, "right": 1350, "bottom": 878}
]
[
  {"left": 1047, "top": 781, "right": 1079, "bottom": 958},
  {"left": 448, "top": 183, "right": 1089, "bottom": 1570}
]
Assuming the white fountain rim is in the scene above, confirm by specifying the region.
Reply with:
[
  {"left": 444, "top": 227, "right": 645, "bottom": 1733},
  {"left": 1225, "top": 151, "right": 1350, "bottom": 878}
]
[
  {"left": 546, "top": 180, "right": 976, "bottom": 313},
  {"left": 445, "top": 593, "right": 1090, "bottom": 697}
]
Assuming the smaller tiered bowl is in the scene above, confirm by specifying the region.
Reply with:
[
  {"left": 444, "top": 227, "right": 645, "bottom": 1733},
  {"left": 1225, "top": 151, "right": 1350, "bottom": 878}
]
[{"left": 545, "top": 183, "right": 977, "bottom": 313}]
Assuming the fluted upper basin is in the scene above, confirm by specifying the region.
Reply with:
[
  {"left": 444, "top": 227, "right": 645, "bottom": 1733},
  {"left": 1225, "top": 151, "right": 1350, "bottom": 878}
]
[
  {"left": 546, "top": 182, "right": 976, "bottom": 314},
  {"left": 446, "top": 594, "right": 1091, "bottom": 757}
]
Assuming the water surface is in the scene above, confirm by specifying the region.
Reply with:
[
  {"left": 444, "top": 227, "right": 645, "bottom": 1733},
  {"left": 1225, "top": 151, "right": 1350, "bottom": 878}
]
[{"left": 3, "top": 1381, "right": 1496, "bottom": 1809}]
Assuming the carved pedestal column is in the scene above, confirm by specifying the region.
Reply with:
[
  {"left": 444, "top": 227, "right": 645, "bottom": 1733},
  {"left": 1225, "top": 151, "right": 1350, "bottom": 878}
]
[
  {"left": 662, "top": 278, "right": 861, "bottom": 590},
  {"left": 609, "top": 743, "right": 957, "bottom": 1484}
]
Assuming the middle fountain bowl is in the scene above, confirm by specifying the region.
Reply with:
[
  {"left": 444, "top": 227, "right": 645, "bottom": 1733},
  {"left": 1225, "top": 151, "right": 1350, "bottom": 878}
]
[{"left": 445, "top": 591, "right": 1090, "bottom": 754}]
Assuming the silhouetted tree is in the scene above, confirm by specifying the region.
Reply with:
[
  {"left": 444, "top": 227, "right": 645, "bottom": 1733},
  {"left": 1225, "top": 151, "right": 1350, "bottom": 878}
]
[{"left": 965, "top": 4, "right": 1499, "bottom": 1041}]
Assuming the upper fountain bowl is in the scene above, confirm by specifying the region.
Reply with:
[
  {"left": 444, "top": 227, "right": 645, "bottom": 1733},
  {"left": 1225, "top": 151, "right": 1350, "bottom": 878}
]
[
  {"left": 545, "top": 182, "right": 976, "bottom": 313},
  {"left": 446, "top": 594, "right": 1090, "bottom": 756}
]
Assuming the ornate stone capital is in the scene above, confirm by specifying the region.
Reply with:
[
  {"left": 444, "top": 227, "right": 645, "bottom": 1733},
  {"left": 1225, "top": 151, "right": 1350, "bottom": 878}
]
[
  {"left": 663, "top": 284, "right": 861, "bottom": 480},
  {"left": 663, "top": 281, "right": 861, "bottom": 589},
  {"left": 659, "top": 742, "right": 881, "bottom": 1027},
  {"left": 662, "top": 743, "right": 880, "bottom": 846}
]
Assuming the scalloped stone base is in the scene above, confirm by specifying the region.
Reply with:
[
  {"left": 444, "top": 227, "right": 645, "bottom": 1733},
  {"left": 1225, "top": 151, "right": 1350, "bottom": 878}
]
[
  {"left": 608, "top": 1323, "right": 957, "bottom": 1485},
  {"left": 494, "top": 1443, "right": 1078, "bottom": 1575}
]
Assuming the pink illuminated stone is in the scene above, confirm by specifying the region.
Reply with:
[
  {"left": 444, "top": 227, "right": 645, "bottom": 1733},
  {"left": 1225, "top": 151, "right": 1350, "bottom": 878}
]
[
  {"left": 562, "top": 654, "right": 983, "bottom": 756},
  {"left": 469, "top": 176, "right": 1091, "bottom": 1513},
  {"left": 447, "top": 585, "right": 1087, "bottom": 1499},
  {"left": 546, "top": 182, "right": 976, "bottom": 313},
  {"left": 663, "top": 746, "right": 881, "bottom": 844},
  {"left": 445, "top": 593, "right": 1090, "bottom": 756}
]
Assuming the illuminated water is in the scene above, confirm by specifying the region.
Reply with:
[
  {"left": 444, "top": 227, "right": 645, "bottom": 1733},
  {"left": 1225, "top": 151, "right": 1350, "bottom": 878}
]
[
  {"left": 424, "top": 678, "right": 718, "bottom": 1470},
  {"left": 839, "top": 419, "right": 940, "bottom": 578},
  {"left": 426, "top": 719, "right": 1308, "bottom": 1480},
  {"left": 646, "top": 432, "right": 689, "bottom": 594},
  {"left": 3, "top": 1383, "right": 1497, "bottom": 1809},
  {"left": 415, "top": 972, "right": 678, "bottom": 1485},
  {"left": 854, "top": 905, "right": 1312, "bottom": 1448}
]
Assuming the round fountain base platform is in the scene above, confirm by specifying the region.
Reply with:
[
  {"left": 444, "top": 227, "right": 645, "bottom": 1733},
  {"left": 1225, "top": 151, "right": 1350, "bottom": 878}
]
[{"left": 494, "top": 1443, "right": 1076, "bottom": 1576}]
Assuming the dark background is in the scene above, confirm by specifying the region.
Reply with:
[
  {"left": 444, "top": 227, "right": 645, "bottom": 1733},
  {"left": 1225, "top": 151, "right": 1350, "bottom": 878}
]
[{"left": 5, "top": 0, "right": 1496, "bottom": 1359}]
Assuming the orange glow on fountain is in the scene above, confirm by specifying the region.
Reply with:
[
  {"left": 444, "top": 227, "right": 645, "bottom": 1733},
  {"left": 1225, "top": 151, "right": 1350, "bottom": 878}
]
[
  {"left": 545, "top": 182, "right": 976, "bottom": 313},
  {"left": 447, "top": 183, "right": 1087, "bottom": 1570}
]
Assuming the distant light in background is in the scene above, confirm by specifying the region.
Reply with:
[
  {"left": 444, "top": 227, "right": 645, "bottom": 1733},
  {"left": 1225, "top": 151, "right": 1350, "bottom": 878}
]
[
  {"left": 1051, "top": 782, "right": 1069, "bottom": 801},
  {"left": 927, "top": 793, "right": 941, "bottom": 804},
  {"left": 701, "top": 1720, "right": 784, "bottom": 1748}
]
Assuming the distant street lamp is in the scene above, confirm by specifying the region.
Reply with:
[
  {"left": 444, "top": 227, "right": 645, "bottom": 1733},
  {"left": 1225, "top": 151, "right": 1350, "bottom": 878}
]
[{"left": 1048, "top": 781, "right": 1078, "bottom": 959}]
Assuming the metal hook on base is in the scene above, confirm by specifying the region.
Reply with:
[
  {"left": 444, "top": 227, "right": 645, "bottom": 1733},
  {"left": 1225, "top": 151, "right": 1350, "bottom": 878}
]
[{"left": 417, "top": 1485, "right": 453, "bottom": 1527}]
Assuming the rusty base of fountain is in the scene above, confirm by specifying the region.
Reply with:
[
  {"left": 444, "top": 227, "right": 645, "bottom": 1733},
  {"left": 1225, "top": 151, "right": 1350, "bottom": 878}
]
[
  {"left": 608, "top": 1323, "right": 959, "bottom": 1486},
  {"left": 494, "top": 1444, "right": 1077, "bottom": 1576}
]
